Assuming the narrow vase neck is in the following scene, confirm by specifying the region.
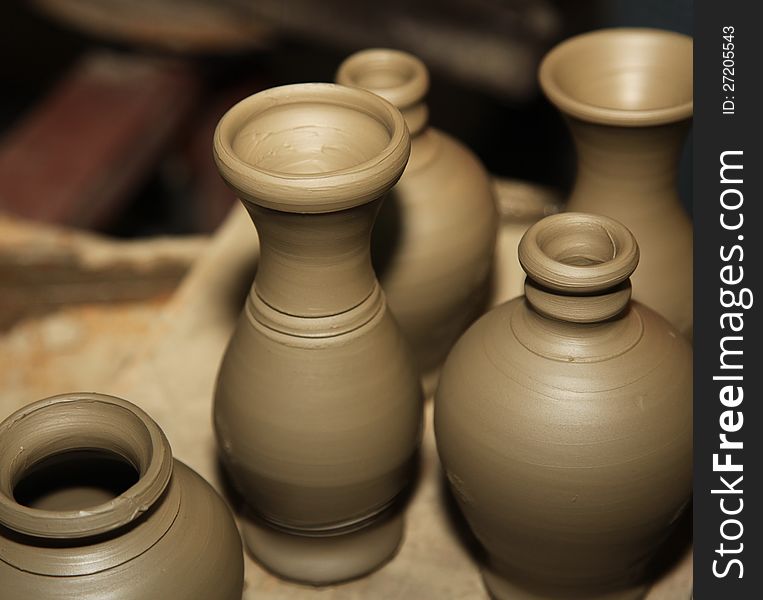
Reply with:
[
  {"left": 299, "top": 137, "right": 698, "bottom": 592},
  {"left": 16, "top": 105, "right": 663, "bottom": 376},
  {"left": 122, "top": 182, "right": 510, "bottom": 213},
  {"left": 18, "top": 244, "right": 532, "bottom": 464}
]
[
  {"left": 402, "top": 102, "right": 429, "bottom": 137},
  {"left": 247, "top": 199, "right": 381, "bottom": 318},
  {"left": 407, "top": 126, "right": 439, "bottom": 171},
  {"left": 567, "top": 117, "right": 690, "bottom": 211},
  {"left": 524, "top": 278, "right": 632, "bottom": 324}
]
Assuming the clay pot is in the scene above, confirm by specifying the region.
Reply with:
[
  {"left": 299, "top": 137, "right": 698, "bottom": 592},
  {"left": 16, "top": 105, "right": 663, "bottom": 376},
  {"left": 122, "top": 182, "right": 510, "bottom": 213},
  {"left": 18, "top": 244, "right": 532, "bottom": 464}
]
[
  {"left": 212, "top": 83, "right": 423, "bottom": 584},
  {"left": 0, "top": 393, "right": 244, "bottom": 600},
  {"left": 336, "top": 49, "right": 498, "bottom": 395},
  {"left": 435, "top": 213, "right": 692, "bottom": 599},
  {"left": 539, "top": 28, "right": 693, "bottom": 338}
]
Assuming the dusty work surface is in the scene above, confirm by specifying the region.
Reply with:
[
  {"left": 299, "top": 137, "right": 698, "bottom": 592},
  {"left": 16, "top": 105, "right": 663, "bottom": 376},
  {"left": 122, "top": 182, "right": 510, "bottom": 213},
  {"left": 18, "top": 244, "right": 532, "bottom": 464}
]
[{"left": 0, "top": 201, "right": 691, "bottom": 599}]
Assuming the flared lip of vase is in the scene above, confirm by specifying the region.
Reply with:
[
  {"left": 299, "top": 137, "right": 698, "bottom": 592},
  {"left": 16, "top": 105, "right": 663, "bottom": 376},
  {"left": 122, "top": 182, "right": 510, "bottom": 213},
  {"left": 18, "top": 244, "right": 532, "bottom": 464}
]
[
  {"left": 213, "top": 82, "right": 411, "bottom": 213},
  {"left": 539, "top": 27, "right": 693, "bottom": 127},
  {"left": 0, "top": 393, "right": 173, "bottom": 540}
]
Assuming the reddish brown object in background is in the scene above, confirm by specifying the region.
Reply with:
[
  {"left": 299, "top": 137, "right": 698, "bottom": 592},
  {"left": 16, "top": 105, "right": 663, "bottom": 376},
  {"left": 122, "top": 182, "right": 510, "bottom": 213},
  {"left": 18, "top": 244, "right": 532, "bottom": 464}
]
[
  {"left": 185, "top": 81, "right": 272, "bottom": 233},
  {"left": 0, "top": 51, "right": 200, "bottom": 229}
]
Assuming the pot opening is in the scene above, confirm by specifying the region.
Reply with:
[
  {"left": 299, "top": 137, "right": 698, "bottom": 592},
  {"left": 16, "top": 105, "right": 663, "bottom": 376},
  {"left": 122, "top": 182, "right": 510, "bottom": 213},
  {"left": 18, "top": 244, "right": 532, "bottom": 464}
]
[
  {"left": 336, "top": 49, "right": 429, "bottom": 110},
  {"left": 231, "top": 101, "right": 392, "bottom": 176},
  {"left": 520, "top": 213, "right": 638, "bottom": 297},
  {"left": 537, "top": 221, "right": 617, "bottom": 268},
  {"left": 353, "top": 62, "right": 416, "bottom": 91},
  {"left": 13, "top": 449, "right": 139, "bottom": 512},
  {"left": 540, "top": 29, "right": 692, "bottom": 123},
  {"left": 0, "top": 394, "right": 173, "bottom": 539}
]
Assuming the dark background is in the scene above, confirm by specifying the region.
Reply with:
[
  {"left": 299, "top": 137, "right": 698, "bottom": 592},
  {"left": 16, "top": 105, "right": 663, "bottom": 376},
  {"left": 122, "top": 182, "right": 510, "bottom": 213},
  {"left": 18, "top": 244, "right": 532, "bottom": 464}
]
[
  {"left": 0, "top": 0, "right": 692, "bottom": 237},
  {"left": 694, "top": 1, "right": 762, "bottom": 598}
]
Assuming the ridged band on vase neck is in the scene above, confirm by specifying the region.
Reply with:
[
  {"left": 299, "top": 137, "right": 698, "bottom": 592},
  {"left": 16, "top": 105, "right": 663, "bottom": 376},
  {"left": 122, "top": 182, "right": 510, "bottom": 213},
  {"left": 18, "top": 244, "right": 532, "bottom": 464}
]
[
  {"left": 336, "top": 48, "right": 430, "bottom": 136},
  {"left": 519, "top": 213, "right": 639, "bottom": 323},
  {"left": 0, "top": 393, "right": 173, "bottom": 540},
  {"left": 246, "top": 283, "right": 385, "bottom": 339},
  {"left": 213, "top": 83, "right": 411, "bottom": 213},
  {"left": 539, "top": 28, "right": 693, "bottom": 127}
]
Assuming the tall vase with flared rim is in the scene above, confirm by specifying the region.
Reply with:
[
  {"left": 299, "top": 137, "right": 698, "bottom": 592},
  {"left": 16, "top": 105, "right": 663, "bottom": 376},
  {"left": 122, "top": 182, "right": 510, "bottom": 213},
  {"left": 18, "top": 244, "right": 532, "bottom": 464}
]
[
  {"left": 336, "top": 48, "right": 498, "bottom": 397},
  {"left": 212, "top": 83, "right": 423, "bottom": 585},
  {"left": 539, "top": 27, "right": 693, "bottom": 339},
  {"left": 434, "top": 213, "right": 692, "bottom": 600},
  {"left": 0, "top": 393, "right": 244, "bottom": 600}
]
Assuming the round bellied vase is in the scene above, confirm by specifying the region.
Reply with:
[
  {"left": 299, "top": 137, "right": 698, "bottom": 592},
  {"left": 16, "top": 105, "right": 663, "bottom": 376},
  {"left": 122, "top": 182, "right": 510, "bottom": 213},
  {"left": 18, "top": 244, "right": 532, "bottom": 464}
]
[
  {"left": 336, "top": 48, "right": 498, "bottom": 396},
  {"left": 435, "top": 212, "right": 692, "bottom": 599}
]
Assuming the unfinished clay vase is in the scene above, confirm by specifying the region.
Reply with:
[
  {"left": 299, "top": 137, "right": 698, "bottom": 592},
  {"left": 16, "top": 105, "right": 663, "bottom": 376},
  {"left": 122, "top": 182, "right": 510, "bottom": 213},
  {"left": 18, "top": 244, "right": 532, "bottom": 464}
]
[
  {"left": 435, "top": 213, "right": 692, "bottom": 599},
  {"left": 336, "top": 49, "right": 498, "bottom": 396},
  {"left": 213, "top": 83, "right": 423, "bottom": 585},
  {"left": 539, "top": 28, "right": 693, "bottom": 338},
  {"left": 0, "top": 393, "right": 244, "bottom": 600}
]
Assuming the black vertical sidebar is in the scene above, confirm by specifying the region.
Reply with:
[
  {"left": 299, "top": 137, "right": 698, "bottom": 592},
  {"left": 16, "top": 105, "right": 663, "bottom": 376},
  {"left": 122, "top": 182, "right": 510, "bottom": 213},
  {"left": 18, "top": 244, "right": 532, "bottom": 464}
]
[{"left": 694, "top": 1, "right": 763, "bottom": 598}]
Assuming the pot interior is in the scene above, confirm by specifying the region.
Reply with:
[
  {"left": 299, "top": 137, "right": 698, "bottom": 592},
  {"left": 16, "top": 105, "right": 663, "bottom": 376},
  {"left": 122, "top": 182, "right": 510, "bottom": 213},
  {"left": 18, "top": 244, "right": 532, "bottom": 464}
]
[
  {"left": 546, "top": 30, "right": 692, "bottom": 113},
  {"left": 231, "top": 101, "right": 392, "bottom": 176},
  {"left": 13, "top": 449, "right": 139, "bottom": 512},
  {"left": 537, "top": 221, "right": 617, "bottom": 267}
]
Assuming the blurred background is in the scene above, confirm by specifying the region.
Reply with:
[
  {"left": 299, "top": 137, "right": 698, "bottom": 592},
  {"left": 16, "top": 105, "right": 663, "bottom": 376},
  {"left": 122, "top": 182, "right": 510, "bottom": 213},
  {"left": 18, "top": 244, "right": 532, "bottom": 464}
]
[
  {"left": 0, "top": 0, "right": 692, "bottom": 234},
  {"left": 0, "top": 0, "right": 691, "bottom": 330}
]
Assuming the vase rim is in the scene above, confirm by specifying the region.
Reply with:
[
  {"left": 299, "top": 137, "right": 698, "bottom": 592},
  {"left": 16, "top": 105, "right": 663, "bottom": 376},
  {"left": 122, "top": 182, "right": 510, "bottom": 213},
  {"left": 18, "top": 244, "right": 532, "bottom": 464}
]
[
  {"left": 518, "top": 212, "right": 639, "bottom": 294},
  {"left": 335, "top": 48, "right": 429, "bottom": 110},
  {"left": 214, "top": 82, "right": 411, "bottom": 213},
  {"left": 539, "top": 27, "right": 693, "bottom": 127},
  {"left": 0, "top": 393, "right": 173, "bottom": 540}
]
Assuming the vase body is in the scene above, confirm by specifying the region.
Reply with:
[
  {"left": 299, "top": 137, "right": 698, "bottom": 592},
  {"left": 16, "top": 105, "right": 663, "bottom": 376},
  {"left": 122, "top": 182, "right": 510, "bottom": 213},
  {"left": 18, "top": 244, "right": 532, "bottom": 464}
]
[
  {"left": 435, "top": 213, "right": 692, "bottom": 600},
  {"left": 0, "top": 393, "right": 244, "bottom": 600},
  {"left": 337, "top": 49, "right": 498, "bottom": 395},
  {"left": 539, "top": 28, "right": 693, "bottom": 338},
  {"left": 212, "top": 83, "right": 423, "bottom": 585}
]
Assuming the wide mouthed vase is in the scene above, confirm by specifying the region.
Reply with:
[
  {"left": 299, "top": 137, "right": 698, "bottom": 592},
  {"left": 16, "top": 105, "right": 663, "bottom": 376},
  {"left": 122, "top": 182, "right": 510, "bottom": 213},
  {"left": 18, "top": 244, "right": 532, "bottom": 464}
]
[
  {"left": 435, "top": 213, "right": 692, "bottom": 599},
  {"left": 539, "top": 28, "right": 693, "bottom": 338},
  {"left": 212, "top": 83, "right": 423, "bottom": 585},
  {"left": 0, "top": 393, "right": 244, "bottom": 600},
  {"left": 336, "top": 48, "right": 498, "bottom": 396}
]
